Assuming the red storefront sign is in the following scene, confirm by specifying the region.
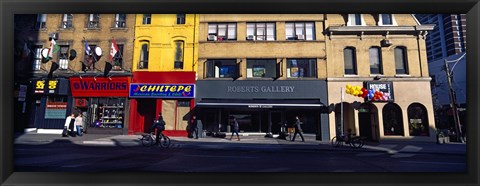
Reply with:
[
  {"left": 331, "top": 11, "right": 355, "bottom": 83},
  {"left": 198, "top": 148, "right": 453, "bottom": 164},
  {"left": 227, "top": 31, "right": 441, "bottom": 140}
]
[{"left": 70, "top": 77, "right": 130, "bottom": 97}]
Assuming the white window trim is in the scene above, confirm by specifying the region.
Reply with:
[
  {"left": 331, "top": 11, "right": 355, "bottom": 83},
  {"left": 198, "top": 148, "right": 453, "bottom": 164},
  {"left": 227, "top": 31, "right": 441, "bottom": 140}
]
[
  {"left": 378, "top": 14, "right": 398, "bottom": 26},
  {"left": 347, "top": 14, "right": 366, "bottom": 26}
]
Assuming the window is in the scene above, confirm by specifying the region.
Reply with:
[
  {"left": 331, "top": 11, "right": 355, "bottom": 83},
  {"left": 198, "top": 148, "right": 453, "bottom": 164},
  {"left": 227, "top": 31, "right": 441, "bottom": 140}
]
[
  {"left": 246, "top": 23, "right": 275, "bottom": 41},
  {"left": 58, "top": 45, "right": 69, "bottom": 70},
  {"left": 383, "top": 103, "right": 404, "bottom": 136},
  {"left": 177, "top": 100, "right": 190, "bottom": 107},
  {"left": 174, "top": 41, "right": 184, "bottom": 69},
  {"left": 286, "top": 59, "right": 317, "bottom": 78},
  {"left": 33, "top": 46, "right": 43, "bottom": 71},
  {"left": 143, "top": 14, "right": 151, "bottom": 24},
  {"left": 35, "top": 14, "right": 46, "bottom": 30},
  {"left": 379, "top": 14, "right": 396, "bottom": 25},
  {"left": 205, "top": 59, "right": 238, "bottom": 78},
  {"left": 139, "top": 42, "right": 149, "bottom": 69},
  {"left": 87, "top": 14, "right": 100, "bottom": 28},
  {"left": 347, "top": 14, "right": 364, "bottom": 26},
  {"left": 176, "top": 14, "right": 185, "bottom": 24},
  {"left": 394, "top": 47, "right": 409, "bottom": 74},
  {"left": 62, "top": 14, "right": 73, "bottom": 29},
  {"left": 115, "top": 14, "right": 126, "bottom": 28},
  {"left": 246, "top": 59, "right": 277, "bottom": 78},
  {"left": 208, "top": 23, "right": 237, "bottom": 41},
  {"left": 344, "top": 47, "right": 357, "bottom": 75},
  {"left": 83, "top": 44, "right": 96, "bottom": 71},
  {"left": 408, "top": 103, "right": 430, "bottom": 136},
  {"left": 285, "top": 22, "right": 315, "bottom": 40},
  {"left": 369, "top": 47, "right": 383, "bottom": 74},
  {"left": 112, "top": 44, "right": 123, "bottom": 70}
]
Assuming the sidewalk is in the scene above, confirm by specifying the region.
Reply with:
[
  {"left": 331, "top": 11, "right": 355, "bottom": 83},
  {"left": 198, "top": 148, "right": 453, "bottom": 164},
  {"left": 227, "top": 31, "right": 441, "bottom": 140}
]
[{"left": 14, "top": 132, "right": 466, "bottom": 155}]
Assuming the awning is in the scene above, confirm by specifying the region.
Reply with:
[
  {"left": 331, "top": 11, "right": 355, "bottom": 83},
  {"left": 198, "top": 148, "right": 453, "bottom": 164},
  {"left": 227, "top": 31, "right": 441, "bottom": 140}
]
[{"left": 196, "top": 99, "right": 325, "bottom": 108}]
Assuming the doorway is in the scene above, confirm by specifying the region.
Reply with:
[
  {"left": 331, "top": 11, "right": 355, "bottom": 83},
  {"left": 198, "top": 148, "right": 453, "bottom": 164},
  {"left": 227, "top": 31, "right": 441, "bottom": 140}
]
[
  {"left": 137, "top": 98, "right": 156, "bottom": 132},
  {"left": 270, "top": 111, "right": 282, "bottom": 134},
  {"left": 358, "top": 103, "right": 379, "bottom": 141}
]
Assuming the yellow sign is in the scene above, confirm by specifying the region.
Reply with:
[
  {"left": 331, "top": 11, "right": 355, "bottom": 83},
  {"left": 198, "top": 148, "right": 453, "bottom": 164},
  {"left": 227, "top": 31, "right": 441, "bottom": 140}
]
[
  {"left": 48, "top": 80, "right": 58, "bottom": 90},
  {"left": 36, "top": 80, "right": 45, "bottom": 90}
]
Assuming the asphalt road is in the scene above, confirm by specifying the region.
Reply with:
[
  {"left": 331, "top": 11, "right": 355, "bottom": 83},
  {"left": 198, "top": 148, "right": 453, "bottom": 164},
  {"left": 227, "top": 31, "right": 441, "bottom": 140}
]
[{"left": 14, "top": 140, "right": 466, "bottom": 172}]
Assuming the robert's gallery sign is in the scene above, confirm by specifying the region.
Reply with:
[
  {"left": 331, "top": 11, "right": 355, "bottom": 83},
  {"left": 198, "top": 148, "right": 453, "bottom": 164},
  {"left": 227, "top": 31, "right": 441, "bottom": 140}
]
[
  {"left": 227, "top": 86, "right": 295, "bottom": 93},
  {"left": 129, "top": 84, "right": 195, "bottom": 98}
]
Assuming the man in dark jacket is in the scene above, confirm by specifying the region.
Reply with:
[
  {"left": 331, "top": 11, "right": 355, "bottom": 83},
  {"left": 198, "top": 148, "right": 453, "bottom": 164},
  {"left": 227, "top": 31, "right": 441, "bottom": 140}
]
[
  {"left": 151, "top": 113, "right": 166, "bottom": 145},
  {"left": 291, "top": 116, "right": 305, "bottom": 142},
  {"left": 190, "top": 115, "right": 199, "bottom": 139}
]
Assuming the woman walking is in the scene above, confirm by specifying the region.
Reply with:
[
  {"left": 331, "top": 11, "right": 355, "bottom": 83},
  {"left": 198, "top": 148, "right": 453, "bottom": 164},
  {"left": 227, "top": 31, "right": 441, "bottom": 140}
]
[{"left": 229, "top": 117, "right": 240, "bottom": 141}]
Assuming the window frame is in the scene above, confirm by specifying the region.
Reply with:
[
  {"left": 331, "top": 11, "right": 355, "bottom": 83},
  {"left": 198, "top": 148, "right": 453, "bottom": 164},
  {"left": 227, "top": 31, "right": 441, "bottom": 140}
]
[
  {"left": 378, "top": 14, "right": 397, "bottom": 26},
  {"left": 176, "top": 14, "right": 186, "bottom": 24},
  {"left": 246, "top": 22, "right": 276, "bottom": 41},
  {"left": 143, "top": 14, "right": 152, "bottom": 25},
  {"left": 115, "top": 14, "right": 126, "bottom": 28},
  {"left": 58, "top": 45, "right": 70, "bottom": 70},
  {"left": 344, "top": 47, "right": 358, "bottom": 75},
  {"left": 394, "top": 46, "right": 409, "bottom": 75},
  {"left": 35, "top": 14, "right": 46, "bottom": 30},
  {"left": 207, "top": 23, "right": 237, "bottom": 41},
  {"left": 62, "top": 14, "right": 73, "bottom": 29},
  {"left": 174, "top": 40, "right": 184, "bottom": 69},
  {"left": 246, "top": 59, "right": 277, "bottom": 78},
  {"left": 369, "top": 46, "right": 383, "bottom": 75},
  {"left": 138, "top": 41, "right": 149, "bottom": 69},
  {"left": 33, "top": 46, "right": 43, "bottom": 71},
  {"left": 112, "top": 44, "right": 124, "bottom": 70},
  {"left": 286, "top": 58, "right": 317, "bottom": 78},
  {"left": 87, "top": 14, "right": 100, "bottom": 29},
  {"left": 285, "top": 22, "right": 315, "bottom": 40},
  {"left": 205, "top": 59, "right": 239, "bottom": 79},
  {"left": 347, "top": 14, "right": 366, "bottom": 26}
]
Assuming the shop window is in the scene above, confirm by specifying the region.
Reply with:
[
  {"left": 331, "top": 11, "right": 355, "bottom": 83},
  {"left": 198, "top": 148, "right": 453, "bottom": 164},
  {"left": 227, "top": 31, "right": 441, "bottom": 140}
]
[
  {"left": 138, "top": 42, "right": 149, "bottom": 69},
  {"left": 177, "top": 100, "right": 190, "bottom": 107},
  {"left": 143, "top": 14, "right": 151, "bottom": 25},
  {"left": 394, "top": 46, "right": 409, "bottom": 74},
  {"left": 174, "top": 40, "right": 184, "bottom": 69},
  {"left": 89, "top": 97, "right": 126, "bottom": 129},
  {"left": 344, "top": 47, "right": 357, "bottom": 75},
  {"left": 246, "top": 59, "right": 277, "bottom": 78},
  {"left": 246, "top": 22, "right": 275, "bottom": 41},
  {"left": 408, "top": 103, "right": 430, "bottom": 136},
  {"left": 87, "top": 14, "right": 100, "bottom": 29},
  {"left": 58, "top": 45, "right": 69, "bottom": 70},
  {"left": 382, "top": 103, "right": 404, "bottom": 136},
  {"left": 62, "top": 14, "right": 73, "bottom": 29},
  {"left": 35, "top": 14, "right": 46, "bottom": 30},
  {"left": 32, "top": 46, "right": 43, "bottom": 71},
  {"left": 286, "top": 59, "right": 316, "bottom": 78},
  {"left": 369, "top": 47, "right": 383, "bottom": 75},
  {"left": 208, "top": 23, "right": 237, "bottom": 41},
  {"left": 205, "top": 59, "right": 238, "bottom": 78},
  {"left": 176, "top": 14, "right": 185, "bottom": 24},
  {"left": 114, "top": 14, "right": 126, "bottom": 28},
  {"left": 285, "top": 22, "right": 315, "bottom": 40}
]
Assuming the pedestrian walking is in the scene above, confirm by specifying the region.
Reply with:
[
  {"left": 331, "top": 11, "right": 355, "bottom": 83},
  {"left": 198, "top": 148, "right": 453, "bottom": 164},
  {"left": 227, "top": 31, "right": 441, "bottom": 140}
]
[
  {"left": 291, "top": 116, "right": 305, "bottom": 142},
  {"left": 74, "top": 113, "right": 83, "bottom": 136},
  {"left": 190, "top": 115, "right": 199, "bottom": 139},
  {"left": 229, "top": 117, "right": 240, "bottom": 141},
  {"left": 62, "top": 113, "right": 75, "bottom": 137}
]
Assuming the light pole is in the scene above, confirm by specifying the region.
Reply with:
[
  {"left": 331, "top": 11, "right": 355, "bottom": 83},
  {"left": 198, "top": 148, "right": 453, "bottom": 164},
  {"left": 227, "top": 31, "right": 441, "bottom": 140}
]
[{"left": 443, "top": 53, "right": 465, "bottom": 143}]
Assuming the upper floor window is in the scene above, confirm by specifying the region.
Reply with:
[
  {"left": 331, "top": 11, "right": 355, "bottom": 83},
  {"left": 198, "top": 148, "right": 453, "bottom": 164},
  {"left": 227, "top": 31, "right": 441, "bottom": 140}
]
[
  {"left": 115, "top": 14, "right": 126, "bottom": 28},
  {"left": 205, "top": 59, "right": 238, "bottom": 78},
  {"left": 62, "top": 14, "right": 73, "bottom": 29},
  {"left": 286, "top": 59, "right": 317, "bottom": 78},
  {"left": 58, "top": 45, "right": 69, "bottom": 70},
  {"left": 369, "top": 47, "right": 383, "bottom": 74},
  {"left": 246, "top": 59, "right": 277, "bottom": 78},
  {"left": 285, "top": 22, "right": 315, "bottom": 40},
  {"left": 176, "top": 14, "right": 186, "bottom": 24},
  {"left": 347, "top": 14, "right": 365, "bottom": 26},
  {"left": 344, "top": 47, "right": 357, "bottom": 75},
  {"left": 394, "top": 47, "right": 409, "bottom": 74},
  {"left": 379, "top": 14, "right": 396, "bottom": 26},
  {"left": 246, "top": 23, "right": 275, "bottom": 41},
  {"left": 139, "top": 42, "right": 149, "bottom": 69},
  {"left": 143, "top": 14, "right": 151, "bottom": 25},
  {"left": 174, "top": 41, "right": 184, "bottom": 69},
  {"left": 112, "top": 44, "right": 124, "bottom": 70},
  {"left": 208, "top": 23, "right": 237, "bottom": 41},
  {"left": 83, "top": 44, "right": 96, "bottom": 71},
  {"left": 33, "top": 46, "right": 43, "bottom": 71},
  {"left": 87, "top": 14, "right": 100, "bottom": 28},
  {"left": 35, "top": 14, "right": 46, "bottom": 30}
]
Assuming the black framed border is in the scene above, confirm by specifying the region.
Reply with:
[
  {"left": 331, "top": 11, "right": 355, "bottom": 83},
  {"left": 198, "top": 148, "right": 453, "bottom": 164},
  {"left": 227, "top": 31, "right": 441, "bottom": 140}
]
[{"left": 1, "top": 0, "right": 479, "bottom": 186}]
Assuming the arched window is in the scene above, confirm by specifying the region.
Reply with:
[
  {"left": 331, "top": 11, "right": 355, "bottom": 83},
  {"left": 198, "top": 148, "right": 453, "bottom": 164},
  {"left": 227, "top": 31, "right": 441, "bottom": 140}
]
[
  {"left": 174, "top": 40, "right": 184, "bottom": 69},
  {"left": 344, "top": 47, "right": 357, "bottom": 75},
  {"left": 408, "top": 103, "right": 430, "bottom": 136},
  {"left": 394, "top": 46, "right": 408, "bottom": 74},
  {"left": 369, "top": 47, "right": 383, "bottom": 74},
  {"left": 382, "top": 103, "right": 404, "bottom": 136},
  {"left": 139, "top": 41, "right": 149, "bottom": 69}
]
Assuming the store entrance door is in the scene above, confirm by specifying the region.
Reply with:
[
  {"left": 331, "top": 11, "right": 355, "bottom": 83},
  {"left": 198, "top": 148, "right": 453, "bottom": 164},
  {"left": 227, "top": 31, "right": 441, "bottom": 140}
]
[
  {"left": 270, "top": 111, "right": 282, "bottom": 134},
  {"left": 138, "top": 99, "right": 156, "bottom": 132}
]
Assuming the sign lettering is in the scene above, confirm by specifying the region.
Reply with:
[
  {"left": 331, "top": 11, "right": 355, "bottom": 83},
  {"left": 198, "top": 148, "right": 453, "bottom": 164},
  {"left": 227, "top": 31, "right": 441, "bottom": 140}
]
[
  {"left": 227, "top": 86, "right": 295, "bottom": 93},
  {"left": 129, "top": 84, "right": 195, "bottom": 98}
]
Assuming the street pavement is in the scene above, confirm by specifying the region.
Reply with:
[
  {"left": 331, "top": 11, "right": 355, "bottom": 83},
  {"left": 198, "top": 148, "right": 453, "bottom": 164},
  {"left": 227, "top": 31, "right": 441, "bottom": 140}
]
[{"left": 14, "top": 132, "right": 466, "bottom": 155}]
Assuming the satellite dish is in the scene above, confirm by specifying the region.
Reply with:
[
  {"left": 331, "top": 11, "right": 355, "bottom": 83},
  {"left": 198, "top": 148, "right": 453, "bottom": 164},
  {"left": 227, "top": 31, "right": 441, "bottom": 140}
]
[
  {"left": 41, "top": 48, "right": 49, "bottom": 58},
  {"left": 94, "top": 47, "right": 103, "bottom": 56},
  {"left": 69, "top": 49, "right": 77, "bottom": 61}
]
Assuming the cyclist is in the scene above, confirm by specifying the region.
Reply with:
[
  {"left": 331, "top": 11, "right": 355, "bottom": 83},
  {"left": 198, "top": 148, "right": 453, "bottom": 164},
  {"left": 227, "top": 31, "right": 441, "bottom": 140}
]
[
  {"left": 345, "top": 128, "right": 352, "bottom": 144},
  {"left": 151, "top": 113, "right": 166, "bottom": 145}
]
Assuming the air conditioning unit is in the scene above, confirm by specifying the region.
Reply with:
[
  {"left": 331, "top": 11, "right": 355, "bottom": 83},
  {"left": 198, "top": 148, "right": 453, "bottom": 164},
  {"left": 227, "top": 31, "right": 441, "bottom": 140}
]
[
  {"left": 207, "top": 35, "right": 217, "bottom": 41},
  {"left": 246, "top": 35, "right": 255, "bottom": 40},
  {"left": 297, "top": 35, "right": 305, "bottom": 40},
  {"left": 75, "top": 98, "right": 87, "bottom": 107}
]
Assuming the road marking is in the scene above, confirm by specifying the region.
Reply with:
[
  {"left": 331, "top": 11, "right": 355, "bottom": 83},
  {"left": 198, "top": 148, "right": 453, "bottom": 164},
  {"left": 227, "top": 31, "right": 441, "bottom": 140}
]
[
  {"left": 400, "top": 161, "right": 465, "bottom": 165},
  {"left": 183, "top": 154, "right": 256, "bottom": 159}
]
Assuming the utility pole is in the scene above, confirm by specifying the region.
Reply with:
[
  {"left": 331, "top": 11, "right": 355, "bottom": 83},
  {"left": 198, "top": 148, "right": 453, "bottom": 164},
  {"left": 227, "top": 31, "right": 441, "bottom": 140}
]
[{"left": 444, "top": 58, "right": 464, "bottom": 143}]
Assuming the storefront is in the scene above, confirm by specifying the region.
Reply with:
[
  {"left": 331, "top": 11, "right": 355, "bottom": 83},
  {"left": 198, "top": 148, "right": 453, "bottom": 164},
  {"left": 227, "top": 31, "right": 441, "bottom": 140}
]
[
  {"left": 195, "top": 80, "right": 330, "bottom": 141},
  {"left": 128, "top": 72, "right": 196, "bottom": 136},
  {"left": 29, "top": 78, "right": 73, "bottom": 130},
  {"left": 70, "top": 76, "right": 131, "bottom": 135}
]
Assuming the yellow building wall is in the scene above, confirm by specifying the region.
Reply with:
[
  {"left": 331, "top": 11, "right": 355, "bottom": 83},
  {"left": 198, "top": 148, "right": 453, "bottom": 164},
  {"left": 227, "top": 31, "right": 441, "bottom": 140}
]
[{"left": 133, "top": 14, "right": 199, "bottom": 72}]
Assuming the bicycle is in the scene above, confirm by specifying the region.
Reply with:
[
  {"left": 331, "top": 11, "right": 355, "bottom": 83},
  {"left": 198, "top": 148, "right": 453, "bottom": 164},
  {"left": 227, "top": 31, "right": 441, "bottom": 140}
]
[
  {"left": 331, "top": 135, "right": 365, "bottom": 148},
  {"left": 141, "top": 131, "right": 171, "bottom": 148}
]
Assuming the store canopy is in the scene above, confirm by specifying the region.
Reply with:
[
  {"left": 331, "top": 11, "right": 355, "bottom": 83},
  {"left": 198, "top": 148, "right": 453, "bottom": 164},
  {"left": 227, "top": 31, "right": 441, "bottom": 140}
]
[{"left": 196, "top": 99, "right": 325, "bottom": 108}]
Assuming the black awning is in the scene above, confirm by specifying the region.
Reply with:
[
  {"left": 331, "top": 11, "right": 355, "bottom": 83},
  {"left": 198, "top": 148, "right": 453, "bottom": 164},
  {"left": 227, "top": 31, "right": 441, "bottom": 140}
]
[{"left": 196, "top": 99, "right": 325, "bottom": 108}]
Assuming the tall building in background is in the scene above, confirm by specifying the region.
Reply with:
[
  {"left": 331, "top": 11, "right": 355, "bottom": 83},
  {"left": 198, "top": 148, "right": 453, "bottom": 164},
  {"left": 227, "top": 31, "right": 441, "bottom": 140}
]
[{"left": 415, "top": 14, "right": 466, "bottom": 62}]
